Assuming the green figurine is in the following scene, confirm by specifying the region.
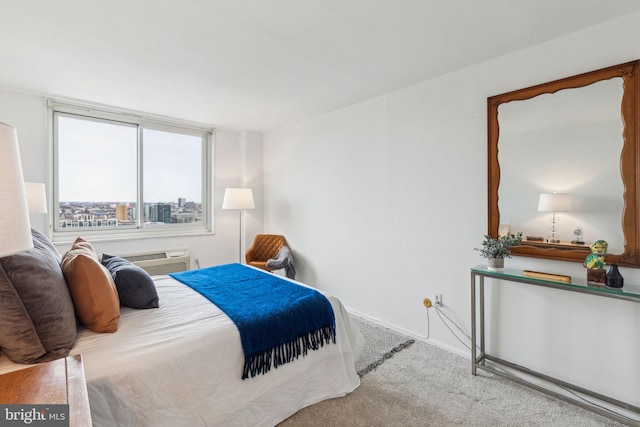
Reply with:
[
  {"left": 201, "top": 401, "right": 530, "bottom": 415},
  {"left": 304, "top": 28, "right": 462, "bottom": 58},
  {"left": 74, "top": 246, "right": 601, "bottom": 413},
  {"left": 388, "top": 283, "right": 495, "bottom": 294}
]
[{"left": 584, "top": 240, "right": 608, "bottom": 270}]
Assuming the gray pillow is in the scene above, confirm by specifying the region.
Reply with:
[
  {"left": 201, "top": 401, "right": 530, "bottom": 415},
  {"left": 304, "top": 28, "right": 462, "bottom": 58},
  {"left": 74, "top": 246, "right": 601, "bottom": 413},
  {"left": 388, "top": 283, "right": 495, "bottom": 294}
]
[
  {"left": 0, "top": 229, "right": 77, "bottom": 363},
  {"left": 101, "top": 254, "right": 159, "bottom": 309}
]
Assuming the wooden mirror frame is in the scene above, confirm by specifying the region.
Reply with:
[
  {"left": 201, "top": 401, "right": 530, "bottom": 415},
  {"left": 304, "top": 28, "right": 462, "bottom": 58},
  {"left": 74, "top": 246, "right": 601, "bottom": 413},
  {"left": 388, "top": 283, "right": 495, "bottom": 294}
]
[{"left": 488, "top": 60, "right": 640, "bottom": 267}]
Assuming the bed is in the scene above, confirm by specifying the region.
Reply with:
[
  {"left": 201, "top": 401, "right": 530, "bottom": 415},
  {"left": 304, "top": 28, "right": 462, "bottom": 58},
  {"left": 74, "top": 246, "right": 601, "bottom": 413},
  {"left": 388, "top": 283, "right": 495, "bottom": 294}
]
[{"left": 0, "top": 231, "right": 364, "bottom": 426}]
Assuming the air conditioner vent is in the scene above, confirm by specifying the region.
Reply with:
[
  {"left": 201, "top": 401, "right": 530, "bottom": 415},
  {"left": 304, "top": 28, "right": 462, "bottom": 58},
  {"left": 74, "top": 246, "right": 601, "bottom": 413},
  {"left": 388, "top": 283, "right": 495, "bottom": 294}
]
[
  {"left": 125, "top": 252, "right": 168, "bottom": 262},
  {"left": 120, "top": 249, "right": 190, "bottom": 275}
]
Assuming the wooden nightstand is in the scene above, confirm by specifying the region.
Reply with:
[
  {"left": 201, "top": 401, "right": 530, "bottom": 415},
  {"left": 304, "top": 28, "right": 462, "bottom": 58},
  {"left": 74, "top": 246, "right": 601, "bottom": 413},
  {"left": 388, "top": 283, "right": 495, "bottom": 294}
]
[{"left": 0, "top": 354, "right": 92, "bottom": 427}]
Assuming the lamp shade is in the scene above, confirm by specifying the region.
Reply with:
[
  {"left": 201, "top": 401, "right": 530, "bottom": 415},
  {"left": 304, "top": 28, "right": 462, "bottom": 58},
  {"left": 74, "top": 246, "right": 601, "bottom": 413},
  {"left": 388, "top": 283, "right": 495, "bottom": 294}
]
[
  {"left": 222, "top": 188, "right": 255, "bottom": 210},
  {"left": 0, "top": 123, "right": 33, "bottom": 257},
  {"left": 25, "top": 182, "right": 48, "bottom": 214},
  {"left": 537, "top": 193, "right": 571, "bottom": 212}
]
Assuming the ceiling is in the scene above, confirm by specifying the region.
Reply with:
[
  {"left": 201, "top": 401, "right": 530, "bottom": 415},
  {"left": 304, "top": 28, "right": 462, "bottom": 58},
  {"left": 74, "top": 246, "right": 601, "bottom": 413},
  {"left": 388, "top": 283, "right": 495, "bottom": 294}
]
[{"left": 1, "top": 0, "right": 639, "bottom": 132}]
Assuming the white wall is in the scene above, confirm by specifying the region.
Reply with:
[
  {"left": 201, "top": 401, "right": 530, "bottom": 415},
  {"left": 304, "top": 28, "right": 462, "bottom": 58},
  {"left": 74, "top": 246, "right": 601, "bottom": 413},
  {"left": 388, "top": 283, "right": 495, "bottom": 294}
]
[
  {"left": 0, "top": 90, "right": 264, "bottom": 269},
  {"left": 263, "top": 12, "right": 640, "bottom": 405}
]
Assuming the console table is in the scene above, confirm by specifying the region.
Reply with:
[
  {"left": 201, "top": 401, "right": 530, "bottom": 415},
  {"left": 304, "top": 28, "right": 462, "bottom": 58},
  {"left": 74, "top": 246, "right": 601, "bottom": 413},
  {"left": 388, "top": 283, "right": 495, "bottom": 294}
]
[{"left": 471, "top": 265, "right": 640, "bottom": 426}]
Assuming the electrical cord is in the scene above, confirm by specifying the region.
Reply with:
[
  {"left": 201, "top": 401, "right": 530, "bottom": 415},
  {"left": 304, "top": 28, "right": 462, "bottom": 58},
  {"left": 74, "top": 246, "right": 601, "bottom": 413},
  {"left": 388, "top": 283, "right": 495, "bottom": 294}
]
[
  {"left": 432, "top": 304, "right": 479, "bottom": 352},
  {"left": 425, "top": 305, "right": 430, "bottom": 340}
]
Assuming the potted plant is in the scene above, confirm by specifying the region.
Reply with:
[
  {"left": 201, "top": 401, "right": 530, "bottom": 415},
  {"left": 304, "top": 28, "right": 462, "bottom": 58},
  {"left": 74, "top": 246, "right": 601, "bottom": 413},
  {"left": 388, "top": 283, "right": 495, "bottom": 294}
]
[{"left": 475, "top": 232, "right": 523, "bottom": 270}]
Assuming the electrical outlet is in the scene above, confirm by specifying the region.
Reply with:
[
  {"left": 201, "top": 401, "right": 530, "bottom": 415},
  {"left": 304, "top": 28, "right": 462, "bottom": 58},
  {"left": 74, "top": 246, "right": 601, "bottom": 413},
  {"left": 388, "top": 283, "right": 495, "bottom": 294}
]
[{"left": 434, "top": 294, "right": 443, "bottom": 307}]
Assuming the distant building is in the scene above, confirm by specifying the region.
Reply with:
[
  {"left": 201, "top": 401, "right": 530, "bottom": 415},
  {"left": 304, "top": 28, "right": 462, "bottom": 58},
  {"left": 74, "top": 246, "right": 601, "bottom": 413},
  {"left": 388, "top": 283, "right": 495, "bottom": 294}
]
[
  {"left": 56, "top": 200, "right": 200, "bottom": 229},
  {"left": 178, "top": 197, "right": 186, "bottom": 207},
  {"left": 158, "top": 203, "right": 172, "bottom": 223},
  {"left": 116, "top": 204, "right": 129, "bottom": 221},
  {"left": 148, "top": 203, "right": 173, "bottom": 223}
]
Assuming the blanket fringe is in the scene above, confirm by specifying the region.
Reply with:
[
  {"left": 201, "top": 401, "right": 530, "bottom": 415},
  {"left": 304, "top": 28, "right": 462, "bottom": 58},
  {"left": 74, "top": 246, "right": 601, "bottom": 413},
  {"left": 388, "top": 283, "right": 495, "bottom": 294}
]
[{"left": 242, "top": 324, "right": 336, "bottom": 379}]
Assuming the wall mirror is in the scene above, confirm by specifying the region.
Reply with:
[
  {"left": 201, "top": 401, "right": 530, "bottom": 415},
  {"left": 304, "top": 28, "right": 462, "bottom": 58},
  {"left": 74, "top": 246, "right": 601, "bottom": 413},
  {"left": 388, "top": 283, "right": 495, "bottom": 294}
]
[{"left": 488, "top": 60, "right": 640, "bottom": 267}]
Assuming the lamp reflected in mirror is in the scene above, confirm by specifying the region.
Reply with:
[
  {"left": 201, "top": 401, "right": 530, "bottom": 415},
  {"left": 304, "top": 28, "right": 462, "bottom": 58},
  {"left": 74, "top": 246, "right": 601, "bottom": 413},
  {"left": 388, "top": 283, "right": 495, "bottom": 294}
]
[{"left": 537, "top": 193, "right": 570, "bottom": 243}]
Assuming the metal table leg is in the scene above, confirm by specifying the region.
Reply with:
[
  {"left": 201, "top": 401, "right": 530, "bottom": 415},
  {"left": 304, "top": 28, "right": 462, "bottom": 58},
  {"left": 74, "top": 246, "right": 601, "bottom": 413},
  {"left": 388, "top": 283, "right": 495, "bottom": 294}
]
[
  {"left": 479, "top": 275, "right": 485, "bottom": 363},
  {"left": 471, "top": 272, "right": 476, "bottom": 375}
]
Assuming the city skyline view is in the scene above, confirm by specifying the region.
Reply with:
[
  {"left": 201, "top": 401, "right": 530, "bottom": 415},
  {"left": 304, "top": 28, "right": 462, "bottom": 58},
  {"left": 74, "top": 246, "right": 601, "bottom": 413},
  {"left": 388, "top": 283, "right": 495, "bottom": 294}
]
[{"left": 57, "top": 198, "right": 203, "bottom": 229}]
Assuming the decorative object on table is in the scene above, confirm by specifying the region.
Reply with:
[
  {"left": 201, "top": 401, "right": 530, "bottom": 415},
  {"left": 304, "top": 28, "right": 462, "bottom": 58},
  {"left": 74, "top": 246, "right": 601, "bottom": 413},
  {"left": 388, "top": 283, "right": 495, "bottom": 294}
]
[
  {"left": 605, "top": 263, "right": 624, "bottom": 288},
  {"left": 571, "top": 227, "right": 584, "bottom": 245},
  {"left": 525, "top": 236, "right": 544, "bottom": 242},
  {"left": 584, "top": 239, "right": 608, "bottom": 286},
  {"left": 522, "top": 270, "right": 571, "bottom": 283},
  {"left": 475, "top": 232, "right": 523, "bottom": 271},
  {"left": 537, "top": 192, "right": 571, "bottom": 243},
  {"left": 222, "top": 188, "right": 255, "bottom": 263}
]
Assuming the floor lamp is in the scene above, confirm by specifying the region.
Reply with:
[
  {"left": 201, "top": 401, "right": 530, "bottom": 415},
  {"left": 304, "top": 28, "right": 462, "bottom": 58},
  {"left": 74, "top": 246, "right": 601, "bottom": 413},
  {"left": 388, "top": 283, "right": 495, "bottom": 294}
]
[
  {"left": 222, "top": 188, "right": 255, "bottom": 263},
  {"left": 0, "top": 122, "right": 33, "bottom": 257}
]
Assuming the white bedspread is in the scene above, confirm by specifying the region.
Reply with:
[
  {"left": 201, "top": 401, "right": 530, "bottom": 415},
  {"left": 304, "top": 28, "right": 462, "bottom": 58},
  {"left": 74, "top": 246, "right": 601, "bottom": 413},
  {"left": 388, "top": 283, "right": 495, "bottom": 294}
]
[{"left": 0, "top": 274, "right": 364, "bottom": 427}]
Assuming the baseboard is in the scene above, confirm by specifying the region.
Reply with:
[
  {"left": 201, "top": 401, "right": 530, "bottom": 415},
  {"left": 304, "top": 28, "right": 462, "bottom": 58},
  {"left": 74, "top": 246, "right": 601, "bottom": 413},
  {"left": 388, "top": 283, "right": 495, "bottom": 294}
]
[
  {"left": 424, "top": 338, "right": 469, "bottom": 359},
  {"left": 347, "top": 309, "right": 471, "bottom": 360},
  {"left": 347, "top": 308, "right": 470, "bottom": 360},
  {"left": 347, "top": 309, "right": 416, "bottom": 338}
]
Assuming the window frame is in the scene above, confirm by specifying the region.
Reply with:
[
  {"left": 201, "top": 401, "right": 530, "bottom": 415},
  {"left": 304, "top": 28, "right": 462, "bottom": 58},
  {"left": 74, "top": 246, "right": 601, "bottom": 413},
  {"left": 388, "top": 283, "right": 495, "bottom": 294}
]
[{"left": 49, "top": 100, "right": 214, "bottom": 243}]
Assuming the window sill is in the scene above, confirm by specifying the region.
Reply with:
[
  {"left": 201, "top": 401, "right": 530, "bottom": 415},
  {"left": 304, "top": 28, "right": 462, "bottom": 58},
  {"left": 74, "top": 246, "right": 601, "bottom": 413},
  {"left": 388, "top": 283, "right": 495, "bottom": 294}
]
[{"left": 51, "top": 226, "right": 214, "bottom": 245}]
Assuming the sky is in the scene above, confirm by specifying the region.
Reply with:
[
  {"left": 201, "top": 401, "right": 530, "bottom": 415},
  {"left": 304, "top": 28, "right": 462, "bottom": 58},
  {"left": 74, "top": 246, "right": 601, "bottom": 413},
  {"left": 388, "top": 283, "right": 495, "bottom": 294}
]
[{"left": 57, "top": 114, "right": 202, "bottom": 203}]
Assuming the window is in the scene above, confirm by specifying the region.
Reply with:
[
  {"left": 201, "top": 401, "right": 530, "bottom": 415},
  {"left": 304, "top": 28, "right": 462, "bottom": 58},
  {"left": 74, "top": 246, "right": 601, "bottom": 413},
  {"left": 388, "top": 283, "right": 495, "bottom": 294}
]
[{"left": 51, "top": 101, "right": 212, "bottom": 240}]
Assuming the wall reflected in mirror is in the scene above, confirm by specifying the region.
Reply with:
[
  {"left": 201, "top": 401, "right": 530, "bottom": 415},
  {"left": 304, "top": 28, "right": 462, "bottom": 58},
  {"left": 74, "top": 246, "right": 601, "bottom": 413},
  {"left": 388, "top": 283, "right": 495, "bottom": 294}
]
[{"left": 497, "top": 77, "right": 625, "bottom": 254}]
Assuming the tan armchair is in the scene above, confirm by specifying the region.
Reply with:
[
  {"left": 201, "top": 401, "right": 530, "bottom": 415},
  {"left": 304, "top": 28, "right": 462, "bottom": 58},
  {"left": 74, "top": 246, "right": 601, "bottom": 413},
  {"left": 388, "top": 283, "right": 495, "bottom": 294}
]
[{"left": 245, "top": 234, "right": 286, "bottom": 271}]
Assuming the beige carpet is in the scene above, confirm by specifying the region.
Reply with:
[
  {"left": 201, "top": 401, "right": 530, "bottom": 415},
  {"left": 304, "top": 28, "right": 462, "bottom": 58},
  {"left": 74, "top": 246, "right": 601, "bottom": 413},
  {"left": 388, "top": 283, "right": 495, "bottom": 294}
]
[
  {"left": 279, "top": 320, "right": 633, "bottom": 426},
  {"left": 350, "top": 315, "right": 414, "bottom": 376}
]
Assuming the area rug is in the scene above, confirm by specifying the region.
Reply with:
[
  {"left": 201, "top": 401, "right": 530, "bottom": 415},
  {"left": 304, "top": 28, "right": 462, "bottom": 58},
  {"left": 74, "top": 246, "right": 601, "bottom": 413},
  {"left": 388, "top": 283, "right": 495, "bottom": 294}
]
[{"left": 350, "top": 314, "right": 415, "bottom": 376}]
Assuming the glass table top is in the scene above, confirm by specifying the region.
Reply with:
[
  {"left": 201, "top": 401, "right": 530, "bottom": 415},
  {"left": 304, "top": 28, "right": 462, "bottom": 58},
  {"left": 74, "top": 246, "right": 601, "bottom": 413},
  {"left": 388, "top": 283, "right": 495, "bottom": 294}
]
[{"left": 471, "top": 265, "right": 640, "bottom": 300}]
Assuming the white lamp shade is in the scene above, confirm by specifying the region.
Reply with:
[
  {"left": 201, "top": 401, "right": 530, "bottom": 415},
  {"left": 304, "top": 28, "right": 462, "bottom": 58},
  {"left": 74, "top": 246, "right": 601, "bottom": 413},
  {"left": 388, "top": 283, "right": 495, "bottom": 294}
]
[
  {"left": 222, "top": 188, "right": 255, "bottom": 210},
  {"left": 0, "top": 123, "right": 33, "bottom": 257},
  {"left": 537, "top": 193, "right": 571, "bottom": 212},
  {"left": 25, "top": 182, "right": 48, "bottom": 214}
]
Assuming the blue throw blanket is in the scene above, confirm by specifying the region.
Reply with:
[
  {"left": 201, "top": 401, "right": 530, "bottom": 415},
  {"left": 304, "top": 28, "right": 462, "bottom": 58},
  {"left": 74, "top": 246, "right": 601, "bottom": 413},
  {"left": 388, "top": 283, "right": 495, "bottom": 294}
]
[{"left": 169, "top": 263, "right": 336, "bottom": 379}]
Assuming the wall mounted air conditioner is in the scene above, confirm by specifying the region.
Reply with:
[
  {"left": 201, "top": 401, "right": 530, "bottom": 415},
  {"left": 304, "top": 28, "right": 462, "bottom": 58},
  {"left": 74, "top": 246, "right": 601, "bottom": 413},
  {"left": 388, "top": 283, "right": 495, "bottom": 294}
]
[{"left": 120, "top": 248, "right": 190, "bottom": 276}]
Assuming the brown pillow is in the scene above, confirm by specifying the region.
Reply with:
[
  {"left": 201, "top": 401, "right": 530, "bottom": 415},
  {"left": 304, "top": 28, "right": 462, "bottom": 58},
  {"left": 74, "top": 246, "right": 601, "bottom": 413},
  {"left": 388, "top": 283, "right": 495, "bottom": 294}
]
[
  {"left": 61, "top": 237, "right": 120, "bottom": 333},
  {"left": 0, "top": 229, "right": 77, "bottom": 363}
]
